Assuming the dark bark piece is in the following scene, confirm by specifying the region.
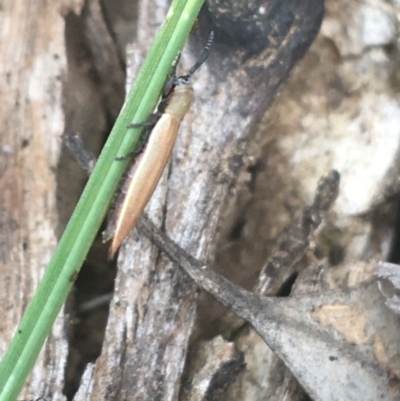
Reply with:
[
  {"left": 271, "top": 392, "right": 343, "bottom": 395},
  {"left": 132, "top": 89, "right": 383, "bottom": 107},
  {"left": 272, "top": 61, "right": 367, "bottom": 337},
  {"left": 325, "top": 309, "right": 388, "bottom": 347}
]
[
  {"left": 180, "top": 336, "right": 245, "bottom": 401},
  {"left": 256, "top": 170, "right": 340, "bottom": 296},
  {"left": 377, "top": 261, "right": 400, "bottom": 314},
  {"left": 63, "top": 131, "right": 97, "bottom": 175},
  {"left": 207, "top": 0, "right": 321, "bottom": 57},
  {"left": 218, "top": 170, "right": 340, "bottom": 400},
  {"left": 82, "top": 0, "right": 126, "bottom": 120}
]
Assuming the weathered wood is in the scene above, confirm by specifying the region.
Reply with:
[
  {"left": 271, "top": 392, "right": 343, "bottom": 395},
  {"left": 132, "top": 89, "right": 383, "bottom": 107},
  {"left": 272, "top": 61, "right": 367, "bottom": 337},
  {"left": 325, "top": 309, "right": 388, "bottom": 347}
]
[
  {"left": 6, "top": 0, "right": 398, "bottom": 400},
  {"left": 0, "top": 0, "right": 327, "bottom": 399},
  {"left": 80, "top": 1, "right": 324, "bottom": 400},
  {"left": 138, "top": 214, "right": 400, "bottom": 401},
  {"left": 0, "top": 0, "right": 84, "bottom": 399}
]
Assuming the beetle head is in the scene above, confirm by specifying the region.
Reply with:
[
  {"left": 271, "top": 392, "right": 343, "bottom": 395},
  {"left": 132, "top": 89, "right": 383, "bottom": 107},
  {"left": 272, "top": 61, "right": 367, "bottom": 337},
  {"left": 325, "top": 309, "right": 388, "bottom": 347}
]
[{"left": 164, "top": 31, "right": 214, "bottom": 95}]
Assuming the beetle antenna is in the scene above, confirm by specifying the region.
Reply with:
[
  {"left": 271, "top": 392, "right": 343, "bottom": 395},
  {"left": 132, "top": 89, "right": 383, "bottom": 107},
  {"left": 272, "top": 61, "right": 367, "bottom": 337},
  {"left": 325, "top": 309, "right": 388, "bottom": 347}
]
[{"left": 185, "top": 31, "right": 214, "bottom": 80}]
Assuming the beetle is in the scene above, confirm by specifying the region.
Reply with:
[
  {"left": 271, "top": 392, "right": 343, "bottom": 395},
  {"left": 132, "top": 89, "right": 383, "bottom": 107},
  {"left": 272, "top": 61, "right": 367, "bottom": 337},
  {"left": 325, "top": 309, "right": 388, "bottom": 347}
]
[{"left": 106, "top": 32, "right": 214, "bottom": 259}]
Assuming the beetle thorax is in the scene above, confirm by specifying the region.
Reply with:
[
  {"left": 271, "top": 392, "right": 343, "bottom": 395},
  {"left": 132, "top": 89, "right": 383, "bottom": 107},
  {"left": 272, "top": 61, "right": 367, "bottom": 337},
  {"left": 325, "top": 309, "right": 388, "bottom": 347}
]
[{"left": 164, "top": 85, "right": 194, "bottom": 121}]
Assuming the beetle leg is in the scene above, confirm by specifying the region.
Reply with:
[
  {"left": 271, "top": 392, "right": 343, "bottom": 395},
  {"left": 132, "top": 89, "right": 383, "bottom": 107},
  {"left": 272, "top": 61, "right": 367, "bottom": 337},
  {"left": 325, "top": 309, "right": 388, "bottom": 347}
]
[
  {"left": 119, "top": 111, "right": 163, "bottom": 160},
  {"left": 126, "top": 121, "right": 154, "bottom": 129},
  {"left": 126, "top": 112, "right": 161, "bottom": 129},
  {"left": 115, "top": 126, "right": 152, "bottom": 161}
]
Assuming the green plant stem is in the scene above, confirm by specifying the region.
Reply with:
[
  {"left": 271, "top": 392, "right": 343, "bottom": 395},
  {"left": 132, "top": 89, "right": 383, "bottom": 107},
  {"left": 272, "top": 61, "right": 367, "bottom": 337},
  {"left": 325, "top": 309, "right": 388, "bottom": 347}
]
[{"left": 0, "top": 0, "right": 205, "bottom": 399}]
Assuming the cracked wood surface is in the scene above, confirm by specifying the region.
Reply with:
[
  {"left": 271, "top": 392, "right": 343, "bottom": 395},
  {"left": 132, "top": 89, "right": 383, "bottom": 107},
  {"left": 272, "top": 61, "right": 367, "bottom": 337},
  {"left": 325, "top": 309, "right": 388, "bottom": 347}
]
[
  {"left": 1, "top": 0, "right": 325, "bottom": 400},
  {"left": 0, "top": 0, "right": 84, "bottom": 400},
  {"left": 77, "top": 1, "right": 324, "bottom": 400}
]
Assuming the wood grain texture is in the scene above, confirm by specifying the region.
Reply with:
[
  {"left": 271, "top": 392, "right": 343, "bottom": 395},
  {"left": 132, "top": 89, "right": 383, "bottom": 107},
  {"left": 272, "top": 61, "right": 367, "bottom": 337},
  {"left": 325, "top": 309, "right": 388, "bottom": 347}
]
[
  {"left": 6, "top": 0, "right": 397, "bottom": 399},
  {"left": 0, "top": 0, "right": 84, "bottom": 399},
  {"left": 0, "top": 0, "right": 324, "bottom": 399},
  {"left": 78, "top": 1, "right": 324, "bottom": 400}
]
